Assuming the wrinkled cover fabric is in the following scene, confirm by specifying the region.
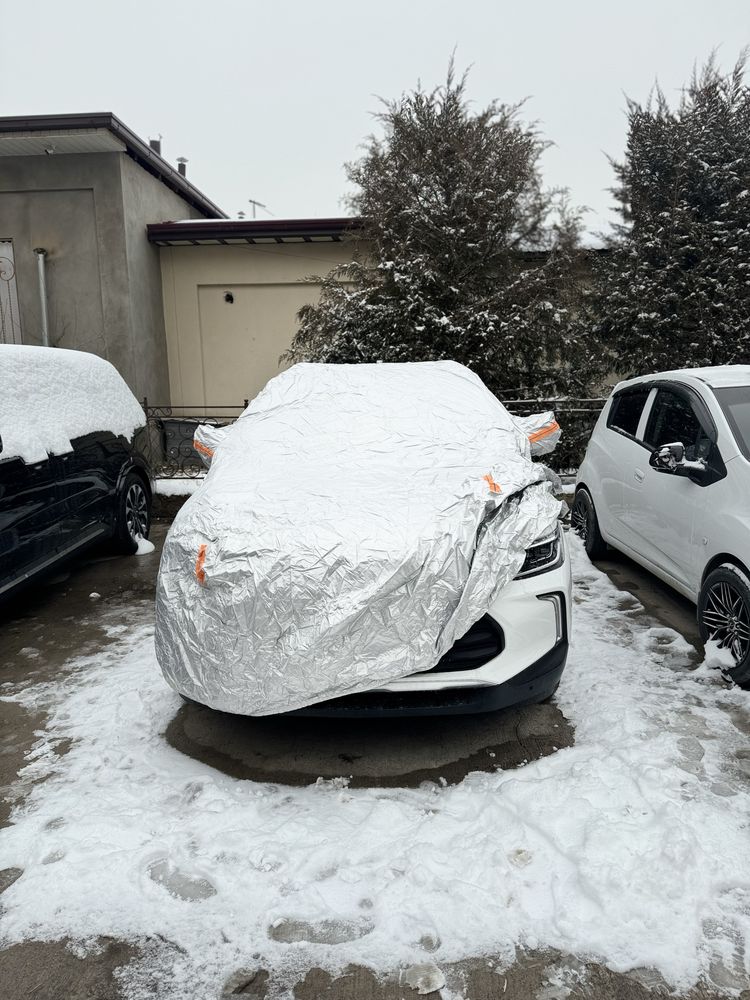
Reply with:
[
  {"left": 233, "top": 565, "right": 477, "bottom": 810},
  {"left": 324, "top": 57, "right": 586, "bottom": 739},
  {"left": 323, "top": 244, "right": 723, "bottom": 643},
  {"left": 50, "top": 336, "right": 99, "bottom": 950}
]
[
  {"left": 155, "top": 361, "right": 562, "bottom": 715},
  {"left": 513, "top": 410, "right": 561, "bottom": 457}
]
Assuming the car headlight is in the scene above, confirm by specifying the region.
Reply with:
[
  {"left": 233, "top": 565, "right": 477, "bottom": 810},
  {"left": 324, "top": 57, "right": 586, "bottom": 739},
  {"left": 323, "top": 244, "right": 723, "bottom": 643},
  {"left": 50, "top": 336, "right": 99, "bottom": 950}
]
[{"left": 515, "top": 524, "right": 564, "bottom": 579}]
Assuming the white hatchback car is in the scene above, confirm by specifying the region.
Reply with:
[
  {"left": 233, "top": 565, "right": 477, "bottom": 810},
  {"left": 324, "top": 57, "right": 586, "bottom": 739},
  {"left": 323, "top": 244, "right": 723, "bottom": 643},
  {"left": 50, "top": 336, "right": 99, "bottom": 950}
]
[{"left": 574, "top": 366, "right": 750, "bottom": 687}]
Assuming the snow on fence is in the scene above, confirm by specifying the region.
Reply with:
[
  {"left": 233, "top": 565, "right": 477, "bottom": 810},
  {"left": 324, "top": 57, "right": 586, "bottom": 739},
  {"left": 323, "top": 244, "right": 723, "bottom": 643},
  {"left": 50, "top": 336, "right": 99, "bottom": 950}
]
[{"left": 141, "top": 396, "right": 607, "bottom": 482}]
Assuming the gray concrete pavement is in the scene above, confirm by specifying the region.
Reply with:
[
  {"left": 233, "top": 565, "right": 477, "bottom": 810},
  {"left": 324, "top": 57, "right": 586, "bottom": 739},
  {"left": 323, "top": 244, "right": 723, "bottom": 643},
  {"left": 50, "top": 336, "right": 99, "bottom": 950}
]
[{"left": 0, "top": 522, "right": 743, "bottom": 1000}]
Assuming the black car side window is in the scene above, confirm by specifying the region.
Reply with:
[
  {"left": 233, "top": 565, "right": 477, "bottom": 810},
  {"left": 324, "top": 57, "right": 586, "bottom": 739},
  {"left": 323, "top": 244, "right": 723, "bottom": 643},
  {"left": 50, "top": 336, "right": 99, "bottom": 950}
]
[
  {"left": 644, "top": 389, "right": 712, "bottom": 462},
  {"left": 607, "top": 387, "right": 651, "bottom": 438}
]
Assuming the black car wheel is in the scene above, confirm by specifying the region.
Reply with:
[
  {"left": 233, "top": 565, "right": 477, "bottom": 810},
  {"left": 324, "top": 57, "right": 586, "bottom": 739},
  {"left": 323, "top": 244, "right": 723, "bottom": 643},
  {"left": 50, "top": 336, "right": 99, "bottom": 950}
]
[
  {"left": 698, "top": 566, "right": 750, "bottom": 687},
  {"left": 114, "top": 472, "right": 151, "bottom": 554},
  {"left": 571, "top": 488, "right": 608, "bottom": 560}
]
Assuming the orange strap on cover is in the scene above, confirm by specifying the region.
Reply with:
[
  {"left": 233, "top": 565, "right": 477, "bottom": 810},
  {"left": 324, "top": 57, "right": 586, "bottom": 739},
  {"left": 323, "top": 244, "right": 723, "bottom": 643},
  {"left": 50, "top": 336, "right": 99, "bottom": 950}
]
[
  {"left": 483, "top": 473, "right": 502, "bottom": 494},
  {"left": 195, "top": 544, "right": 207, "bottom": 584},
  {"left": 528, "top": 420, "right": 560, "bottom": 444}
]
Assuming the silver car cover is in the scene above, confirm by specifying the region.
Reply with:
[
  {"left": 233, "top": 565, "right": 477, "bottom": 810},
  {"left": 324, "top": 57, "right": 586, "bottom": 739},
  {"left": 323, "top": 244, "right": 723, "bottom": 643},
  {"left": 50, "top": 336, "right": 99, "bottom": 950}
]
[{"left": 155, "top": 361, "right": 562, "bottom": 715}]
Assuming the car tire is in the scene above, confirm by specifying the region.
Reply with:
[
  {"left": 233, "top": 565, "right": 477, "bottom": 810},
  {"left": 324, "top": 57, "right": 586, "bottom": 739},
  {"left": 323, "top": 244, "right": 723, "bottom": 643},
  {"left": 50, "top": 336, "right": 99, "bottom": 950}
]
[
  {"left": 113, "top": 472, "right": 151, "bottom": 555},
  {"left": 571, "top": 488, "right": 608, "bottom": 560},
  {"left": 698, "top": 566, "right": 750, "bottom": 688}
]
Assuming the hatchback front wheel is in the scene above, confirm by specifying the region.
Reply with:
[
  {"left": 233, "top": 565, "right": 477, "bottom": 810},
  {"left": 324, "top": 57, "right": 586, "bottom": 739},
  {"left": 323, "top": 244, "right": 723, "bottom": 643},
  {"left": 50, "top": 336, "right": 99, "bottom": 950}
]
[
  {"left": 571, "top": 488, "right": 608, "bottom": 560},
  {"left": 698, "top": 566, "right": 750, "bottom": 687}
]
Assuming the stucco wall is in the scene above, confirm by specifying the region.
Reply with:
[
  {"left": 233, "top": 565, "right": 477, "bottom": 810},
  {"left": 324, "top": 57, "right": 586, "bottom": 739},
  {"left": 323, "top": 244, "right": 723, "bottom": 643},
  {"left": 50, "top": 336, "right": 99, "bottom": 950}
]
[
  {"left": 159, "top": 241, "right": 356, "bottom": 406},
  {"left": 0, "top": 150, "right": 211, "bottom": 401},
  {"left": 119, "top": 155, "right": 205, "bottom": 401},
  {"left": 0, "top": 152, "right": 129, "bottom": 367}
]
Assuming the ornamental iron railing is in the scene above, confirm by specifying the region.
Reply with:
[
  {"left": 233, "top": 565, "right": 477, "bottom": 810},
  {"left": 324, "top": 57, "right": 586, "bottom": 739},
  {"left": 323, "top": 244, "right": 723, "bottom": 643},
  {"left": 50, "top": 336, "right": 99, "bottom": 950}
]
[{"left": 141, "top": 399, "right": 248, "bottom": 479}]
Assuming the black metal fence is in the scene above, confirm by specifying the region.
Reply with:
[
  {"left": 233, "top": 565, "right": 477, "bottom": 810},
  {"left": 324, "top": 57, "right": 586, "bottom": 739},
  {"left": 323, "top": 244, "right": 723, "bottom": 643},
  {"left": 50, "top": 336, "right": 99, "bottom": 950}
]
[
  {"left": 141, "top": 400, "right": 248, "bottom": 479},
  {"left": 141, "top": 396, "right": 607, "bottom": 480}
]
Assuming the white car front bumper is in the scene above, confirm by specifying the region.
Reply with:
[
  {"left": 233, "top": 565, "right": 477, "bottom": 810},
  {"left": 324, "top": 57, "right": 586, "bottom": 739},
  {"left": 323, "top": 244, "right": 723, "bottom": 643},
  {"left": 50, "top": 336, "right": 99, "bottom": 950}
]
[{"left": 295, "top": 530, "right": 572, "bottom": 716}]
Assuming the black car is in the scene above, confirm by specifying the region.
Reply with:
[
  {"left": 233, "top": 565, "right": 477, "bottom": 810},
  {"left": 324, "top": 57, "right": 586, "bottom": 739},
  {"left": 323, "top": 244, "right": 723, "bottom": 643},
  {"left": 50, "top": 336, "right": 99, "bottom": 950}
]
[{"left": 0, "top": 346, "right": 153, "bottom": 601}]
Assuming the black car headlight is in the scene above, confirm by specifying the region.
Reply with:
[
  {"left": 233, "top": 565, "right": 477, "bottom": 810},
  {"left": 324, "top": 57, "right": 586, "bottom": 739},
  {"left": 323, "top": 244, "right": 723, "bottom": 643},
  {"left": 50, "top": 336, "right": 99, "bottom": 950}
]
[{"left": 515, "top": 524, "right": 564, "bottom": 579}]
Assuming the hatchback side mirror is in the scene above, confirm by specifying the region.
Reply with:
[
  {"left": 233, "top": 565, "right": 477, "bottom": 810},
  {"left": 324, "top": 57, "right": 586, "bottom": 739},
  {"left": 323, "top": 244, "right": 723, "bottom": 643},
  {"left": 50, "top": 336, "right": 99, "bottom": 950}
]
[
  {"left": 650, "top": 441, "right": 708, "bottom": 483},
  {"left": 650, "top": 442, "right": 685, "bottom": 471}
]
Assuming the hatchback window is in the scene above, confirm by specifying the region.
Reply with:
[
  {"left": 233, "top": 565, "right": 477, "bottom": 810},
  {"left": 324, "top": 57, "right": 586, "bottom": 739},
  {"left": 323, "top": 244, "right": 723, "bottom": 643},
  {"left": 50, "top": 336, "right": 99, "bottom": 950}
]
[
  {"left": 644, "top": 389, "right": 712, "bottom": 462},
  {"left": 607, "top": 387, "right": 650, "bottom": 437},
  {"left": 713, "top": 386, "right": 750, "bottom": 461}
]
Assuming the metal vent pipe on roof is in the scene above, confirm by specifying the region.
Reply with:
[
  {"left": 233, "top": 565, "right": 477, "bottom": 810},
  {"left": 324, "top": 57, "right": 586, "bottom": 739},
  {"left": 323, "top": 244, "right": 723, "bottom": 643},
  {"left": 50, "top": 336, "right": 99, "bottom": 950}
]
[
  {"left": 33, "top": 248, "right": 50, "bottom": 348},
  {"left": 177, "top": 157, "right": 187, "bottom": 177}
]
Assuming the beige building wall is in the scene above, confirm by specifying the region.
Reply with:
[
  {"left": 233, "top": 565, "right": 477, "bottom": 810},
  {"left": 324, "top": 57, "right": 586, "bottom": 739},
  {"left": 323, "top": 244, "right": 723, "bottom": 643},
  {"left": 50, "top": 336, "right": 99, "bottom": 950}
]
[{"left": 158, "top": 241, "right": 356, "bottom": 406}]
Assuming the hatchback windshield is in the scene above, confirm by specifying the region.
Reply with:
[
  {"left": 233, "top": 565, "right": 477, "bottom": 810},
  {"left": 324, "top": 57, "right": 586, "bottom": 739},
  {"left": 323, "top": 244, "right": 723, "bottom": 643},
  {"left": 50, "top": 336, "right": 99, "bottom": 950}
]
[{"left": 713, "top": 385, "right": 750, "bottom": 460}]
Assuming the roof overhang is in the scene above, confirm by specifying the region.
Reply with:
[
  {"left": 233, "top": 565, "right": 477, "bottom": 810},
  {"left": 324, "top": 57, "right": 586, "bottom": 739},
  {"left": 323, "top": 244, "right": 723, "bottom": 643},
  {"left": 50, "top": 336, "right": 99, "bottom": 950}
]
[
  {"left": 147, "top": 217, "right": 360, "bottom": 246},
  {"left": 0, "top": 113, "right": 226, "bottom": 219}
]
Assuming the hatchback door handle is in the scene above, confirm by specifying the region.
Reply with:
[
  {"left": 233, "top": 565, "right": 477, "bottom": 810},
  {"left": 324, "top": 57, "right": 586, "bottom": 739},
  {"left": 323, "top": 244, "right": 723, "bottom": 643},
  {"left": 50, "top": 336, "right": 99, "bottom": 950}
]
[{"left": 634, "top": 469, "right": 645, "bottom": 483}]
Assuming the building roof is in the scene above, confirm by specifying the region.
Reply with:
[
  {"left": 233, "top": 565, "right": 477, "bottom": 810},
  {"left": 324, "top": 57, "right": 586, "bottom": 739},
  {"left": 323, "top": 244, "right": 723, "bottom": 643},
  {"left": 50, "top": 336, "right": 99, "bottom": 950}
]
[
  {"left": 147, "top": 217, "right": 358, "bottom": 246},
  {"left": 0, "top": 112, "right": 225, "bottom": 219}
]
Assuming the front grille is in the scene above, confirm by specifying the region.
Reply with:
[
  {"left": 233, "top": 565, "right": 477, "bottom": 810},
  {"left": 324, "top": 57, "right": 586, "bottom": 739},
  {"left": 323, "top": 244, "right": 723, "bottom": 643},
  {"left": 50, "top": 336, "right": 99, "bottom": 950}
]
[{"left": 427, "top": 614, "right": 505, "bottom": 673}]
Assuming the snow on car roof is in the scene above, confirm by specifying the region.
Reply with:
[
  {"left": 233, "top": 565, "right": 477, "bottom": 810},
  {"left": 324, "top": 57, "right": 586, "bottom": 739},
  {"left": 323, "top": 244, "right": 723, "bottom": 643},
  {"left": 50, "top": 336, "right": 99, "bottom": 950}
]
[
  {"left": 0, "top": 345, "right": 145, "bottom": 464},
  {"left": 617, "top": 365, "right": 750, "bottom": 392},
  {"left": 677, "top": 365, "right": 750, "bottom": 388}
]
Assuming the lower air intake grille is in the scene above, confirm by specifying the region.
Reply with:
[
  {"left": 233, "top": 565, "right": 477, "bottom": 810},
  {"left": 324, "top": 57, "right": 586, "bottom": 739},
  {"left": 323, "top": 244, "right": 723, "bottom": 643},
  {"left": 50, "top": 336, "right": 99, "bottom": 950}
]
[{"left": 426, "top": 614, "right": 505, "bottom": 673}]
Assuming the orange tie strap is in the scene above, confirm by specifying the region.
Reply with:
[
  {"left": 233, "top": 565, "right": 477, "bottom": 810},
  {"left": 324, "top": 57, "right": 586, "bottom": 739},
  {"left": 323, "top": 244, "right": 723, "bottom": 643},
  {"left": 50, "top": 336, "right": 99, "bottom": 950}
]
[
  {"left": 528, "top": 420, "right": 560, "bottom": 445},
  {"left": 193, "top": 439, "right": 215, "bottom": 458},
  {"left": 483, "top": 473, "right": 502, "bottom": 494},
  {"left": 195, "top": 543, "right": 208, "bottom": 585}
]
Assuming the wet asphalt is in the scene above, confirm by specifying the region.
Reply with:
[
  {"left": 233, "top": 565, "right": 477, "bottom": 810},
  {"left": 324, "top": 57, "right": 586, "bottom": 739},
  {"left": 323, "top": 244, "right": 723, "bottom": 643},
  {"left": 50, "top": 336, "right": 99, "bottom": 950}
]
[{"left": 0, "top": 518, "right": 737, "bottom": 1000}]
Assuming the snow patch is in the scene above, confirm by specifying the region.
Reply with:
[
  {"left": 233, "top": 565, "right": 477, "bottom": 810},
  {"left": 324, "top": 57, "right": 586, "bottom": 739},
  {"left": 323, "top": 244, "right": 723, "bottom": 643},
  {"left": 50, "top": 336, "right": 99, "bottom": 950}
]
[
  {"left": 154, "top": 478, "right": 204, "bottom": 497},
  {"left": 400, "top": 961, "right": 446, "bottom": 994},
  {"left": 0, "top": 540, "right": 748, "bottom": 999},
  {"left": 135, "top": 536, "right": 155, "bottom": 556}
]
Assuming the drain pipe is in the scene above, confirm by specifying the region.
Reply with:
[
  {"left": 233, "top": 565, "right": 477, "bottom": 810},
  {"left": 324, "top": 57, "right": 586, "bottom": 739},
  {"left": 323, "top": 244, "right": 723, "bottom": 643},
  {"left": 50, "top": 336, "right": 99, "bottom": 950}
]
[{"left": 33, "top": 248, "right": 50, "bottom": 347}]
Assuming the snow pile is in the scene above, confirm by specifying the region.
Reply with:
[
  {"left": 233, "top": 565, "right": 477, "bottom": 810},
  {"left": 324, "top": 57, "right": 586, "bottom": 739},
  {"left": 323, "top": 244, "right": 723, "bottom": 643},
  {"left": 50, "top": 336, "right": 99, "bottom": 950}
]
[
  {"left": 154, "top": 478, "right": 204, "bottom": 497},
  {"left": 0, "top": 345, "right": 144, "bottom": 463},
  {"left": 0, "top": 539, "right": 749, "bottom": 999},
  {"left": 135, "top": 536, "right": 156, "bottom": 556}
]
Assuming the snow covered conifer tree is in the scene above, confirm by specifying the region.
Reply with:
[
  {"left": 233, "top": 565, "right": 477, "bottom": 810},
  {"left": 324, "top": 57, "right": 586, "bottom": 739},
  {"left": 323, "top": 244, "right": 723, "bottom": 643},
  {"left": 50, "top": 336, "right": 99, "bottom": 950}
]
[
  {"left": 286, "top": 66, "right": 597, "bottom": 398},
  {"left": 592, "top": 54, "right": 750, "bottom": 374}
]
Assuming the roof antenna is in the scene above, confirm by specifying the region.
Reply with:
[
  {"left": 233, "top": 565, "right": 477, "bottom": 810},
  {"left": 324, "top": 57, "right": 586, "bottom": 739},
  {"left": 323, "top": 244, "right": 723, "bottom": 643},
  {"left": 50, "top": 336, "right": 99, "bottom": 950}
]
[{"left": 248, "top": 198, "right": 274, "bottom": 219}]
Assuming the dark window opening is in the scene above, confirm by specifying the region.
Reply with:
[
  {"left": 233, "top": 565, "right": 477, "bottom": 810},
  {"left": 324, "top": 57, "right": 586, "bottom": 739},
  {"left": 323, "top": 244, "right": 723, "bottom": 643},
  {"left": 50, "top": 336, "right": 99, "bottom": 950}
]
[
  {"left": 644, "top": 389, "right": 712, "bottom": 462},
  {"left": 607, "top": 387, "right": 651, "bottom": 438},
  {"left": 713, "top": 386, "right": 750, "bottom": 461}
]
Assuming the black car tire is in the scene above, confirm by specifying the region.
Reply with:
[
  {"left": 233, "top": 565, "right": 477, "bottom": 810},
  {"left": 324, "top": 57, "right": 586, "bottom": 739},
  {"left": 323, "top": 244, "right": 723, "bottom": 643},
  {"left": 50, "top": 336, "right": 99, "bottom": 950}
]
[
  {"left": 571, "top": 488, "right": 608, "bottom": 560},
  {"left": 698, "top": 566, "right": 750, "bottom": 688},
  {"left": 114, "top": 472, "right": 151, "bottom": 555}
]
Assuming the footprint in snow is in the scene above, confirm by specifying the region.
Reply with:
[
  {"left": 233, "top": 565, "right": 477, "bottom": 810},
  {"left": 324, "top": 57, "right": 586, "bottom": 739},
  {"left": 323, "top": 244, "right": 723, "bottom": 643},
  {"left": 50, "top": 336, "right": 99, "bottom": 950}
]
[
  {"left": 268, "top": 916, "right": 374, "bottom": 944},
  {"left": 147, "top": 858, "right": 217, "bottom": 901}
]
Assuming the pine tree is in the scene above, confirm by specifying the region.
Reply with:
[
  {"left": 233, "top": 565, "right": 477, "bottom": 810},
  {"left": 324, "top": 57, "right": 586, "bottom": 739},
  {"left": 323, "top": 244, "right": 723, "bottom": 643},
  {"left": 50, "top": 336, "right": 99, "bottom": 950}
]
[
  {"left": 592, "top": 54, "right": 750, "bottom": 374},
  {"left": 286, "top": 66, "right": 598, "bottom": 398}
]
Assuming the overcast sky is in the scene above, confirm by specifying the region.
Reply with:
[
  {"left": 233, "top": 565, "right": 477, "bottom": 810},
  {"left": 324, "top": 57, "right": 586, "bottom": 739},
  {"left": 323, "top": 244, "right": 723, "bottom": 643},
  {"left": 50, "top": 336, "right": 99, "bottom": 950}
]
[{"left": 2, "top": 0, "right": 748, "bottom": 238}]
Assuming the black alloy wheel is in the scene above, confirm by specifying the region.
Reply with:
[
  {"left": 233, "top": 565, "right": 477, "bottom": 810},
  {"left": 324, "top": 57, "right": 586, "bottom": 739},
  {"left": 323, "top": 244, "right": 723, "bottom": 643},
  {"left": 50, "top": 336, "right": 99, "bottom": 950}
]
[
  {"left": 125, "top": 481, "right": 149, "bottom": 541},
  {"left": 571, "top": 488, "right": 607, "bottom": 560},
  {"left": 698, "top": 566, "right": 750, "bottom": 687},
  {"left": 114, "top": 472, "right": 151, "bottom": 554}
]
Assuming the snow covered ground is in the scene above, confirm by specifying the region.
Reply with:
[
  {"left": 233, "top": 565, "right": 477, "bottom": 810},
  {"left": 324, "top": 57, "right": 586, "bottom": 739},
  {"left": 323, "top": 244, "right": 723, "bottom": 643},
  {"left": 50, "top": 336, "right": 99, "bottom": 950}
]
[
  {"left": 0, "top": 537, "right": 749, "bottom": 999},
  {"left": 154, "top": 477, "right": 204, "bottom": 497}
]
